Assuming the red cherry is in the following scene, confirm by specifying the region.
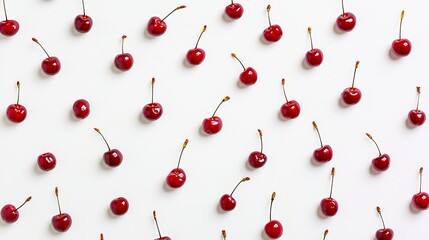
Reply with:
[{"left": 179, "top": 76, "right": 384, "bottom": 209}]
[
  {"left": 110, "top": 197, "right": 129, "bottom": 216},
  {"left": 1, "top": 197, "right": 31, "bottom": 224},
  {"left": 375, "top": 207, "right": 394, "bottom": 240},
  {"left": 147, "top": 5, "right": 186, "bottom": 36},
  {"left": 336, "top": 0, "right": 356, "bottom": 32},
  {"left": 264, "top": 192, "right": 283, "bottom": 239},
  {"left": 341, "top": 61, "right": 362, "bottom": 105},
  {"left": 153, "top": 211, "right": 171, "bottom": 240},
  {"left": 166, "top": 139, "right": 189, "bottom": 188},
  {"left": 32, "top": 38, "right": 61, "bottom": 75},
  {"left": 231, "top": 53, "right": 257, "bottom": 85},
  {"left": 248, "top": 129, "right": 267, "bottom": 168},
  {"left": 186, "top": 25, "right": 207, "bottom": 65},
  {"left": 74, "top": 0, "right": 92, "bottom": 33},
  {"left": 37, "top": 152, "right": 56, "bottom": 171},
  {"left": 72, "top": 99, "right": 90, "bottom": 119},
  {"left": 412, "top": 167, "right": 429, "bottom": 210},
  {"left": 143, "top": 78, "right": 163, "bottom": 121},
  {"left": 114, "top": 35, "right": 133, "bottom": 71},
  {"left": 280, "top": 78, "right": 300, "bottom": 119},
  {"left": 312, "top": 121, "right": 333, "bottom": 163},
  {"left": 94, "top": 128, "right": 123, "bottom": 167},
  {"left": 202, "top": 96, "right": 230, "bottom": 135},
  {"left": 320, "top": 168, "right": 339, "bottom": 217},
  {"left": 219, "top": 177, "right": 250, "bottom": 211},
  {"left": 262, "top": 5, "right": 282, "bottom": 42},
  {"left": 6, "top": 81, "right": 27, "bottom": 123},
  {"left": 408, "top": 86, "right": 426, "bottom": 126},
  {"left": 51, "top": 187, "right": 72, "bottom": 233},
  {"left": 0, "top": 0, "right": 19, "bottom": 36},
  {"left": 391, "top": 11, "right": 411, "bottom": 57},
  {"left": 366, "top": 133, "right": 390, "bottom": 172},
  {"left": 225, "top": 1, "right": 243, "bottom": 20},
  {"left": 305, "top": 27, "right": 323, "bottom": 67}
]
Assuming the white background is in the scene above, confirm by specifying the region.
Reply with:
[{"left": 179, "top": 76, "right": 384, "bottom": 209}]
[{"left": 0, "top": 0, "right": 428, "bottom": 239}]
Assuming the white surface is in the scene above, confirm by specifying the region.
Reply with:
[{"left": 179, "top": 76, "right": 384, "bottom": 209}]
[{"left": 0, "top": 0, "right": 428, "bottom": 239}]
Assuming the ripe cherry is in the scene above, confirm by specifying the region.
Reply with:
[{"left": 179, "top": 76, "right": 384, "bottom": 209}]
[
  {"left": 74, "top": 0, "right": 92, "bottom": 33},
  {"left": 202, "top": 96, "right": 230, "bottom": 135},
  {"left": 219, "top": 177, "right": 250, "bottom": 211},
  {"left": 391, "top": 11, "right": 411, "bottom": 57},
  {"left": 166, "top": 139, "right": 189, "bottom": 188},
  {"left": 110, "top": 197, "right": 129, "bottom": 216},
  {"left": 153, "top": 211, "right": 171, "bottom": 240},
  {"left": 1, "top": 196, "right": 31, "bottom": 224},
  {"left": 37, "top": 152, "right": 56, "bottom": 171},
  {"left": 32, "top": 38, "right": 61, "bottom": 75},
  {"left": 186, "top": 25, "right": 207, "bottom": 65},
  {"left": 225, "top": 0, "right": 243, "bottom": 20},
  {"left": 51, "top": 187, "right": 72, "bottom": 233},
  {"left": 94, "top": 128, "right": 123, "bottom": 167},
  {"left": 114, "top": 35, "right": 133, "bottom": 71},
  {"left": 341, "top": 61, "right": 362, "bottom": 105},
  {"left": 0, "top": 0, "right": 19, "bottom": 36},
  {"left": 312, "top": 121, "right": 333, "bottom": 163},
  {"left": 280, "top": 78, "right": 300, "bottom": 119},
  {"left": 72, "top": 99, "right": 90, "bottom": 119},
  {"left": 6, "top": 81, "right": 27, "bottom": 123},
  {"left": 248, "top": 129, "right": 267, "bottom": 168},
  {"left": 305, "top": 27, "right": 323, "bottom": 67},
  {"left": 320, "top": 167, "right": 339, "bottom": 217},
  {"left": 336, "top": 0, "right": 356, "bottom": 32},
  {"left": 375, "top": 206, "right": 394, "bottom": 240},
  {"left": 408, "top": 86, "right": 426, "bottom": 127},
  {"left": 264, "top": 192, "right": 283, "bottom": 239},
  {"left": 263, "top": 5, "right": 282, "bottom": 42},
  {"left": 147, "top": 5, "right": 186, "bottom": 37},
  {"left": 366, "top": 133, "right": 390, "bottom": 172},
  {"left": 412, "top": 167, "right": 429, "bottom": 210},
  {"left": 323, "top": 229, "right": 329, "bottom": 239},
  {"left": 143, "top": 77, "right": 163, "bottom": 121},
  {"left": 231, "top": 53, "right": 257, "bottom": 85}
]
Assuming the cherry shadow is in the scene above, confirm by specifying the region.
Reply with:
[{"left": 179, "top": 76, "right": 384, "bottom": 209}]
[
  {"left": 338, "top": 97, "right": 351, "bottom": 109},
  {"left": 198, "top": 125, "right": 211, "bottom": 137},
  {"left": 216, "top": 203, "right": 227, "bottom": 214},
  {"left": 2, "top": 115, "right": 14, "bottom": 126},
  {"left": 69, "top": 25, "right": 81, "bottom": 37},
  {"left": 388, "top": 48, "right": 401, "bottom": 60},
  {"left": 143, "top": 28, "right": 157, "bottom": 40},
  {"left": 48, "top": 224, "right": 62, "bottom": 236},
  {"left": 259, "top": 35, "right": 272, "bottom": 46},
  {"left": 405, "top": 119, "right": 417, "bottom": 129},
  {"left": 182, "top": 58, "right": 196, "bottom": 69},
  {"left": 139, "top": 112, "right": 152, "bottom": 125},
  {"left": 236, "top": 79, "right": 249, "bottom": 89},
  {"left": 409, "top": 201, "right": 422, "bottom": 214},
  {"left": 301, "top": 58, "right": 313, "bottom": 70},
  {"left": 277, "top": 111, "right": 290, "bottom": 122},
  {"left": 106, "top": 207, "right": 121, "bottom": 219},
  {"left": 222, "top": 12, "right": 235, "bottom": 23},
  {"left": 99, "top": 158, "right": 113, "bottom": 171},
  {"left": 33, "top": 162, "right": 46, "bottom": 175},
  {"left": 69, "top": 110, "right": 81, "bottom": 122},
  {"left": 162, "top": 181, "right": 176, "bottom": 193},
  {"left": 310, "top": 156, "right": 325, "bottom": 167},
  {"left": 369, "top": 165, "right": 382, "bottom": 176},
  {"left": 261, "top": 229, "right": 273, "bottom": 240},
  {"left": 332, "top": 22, "right": 347, "bottom": 35},
  {"left": 110, "top": 62, "right": 123, "bottom": 74},
  {"left": 244, "top": 158, "right": 258, "bottom": 171},
  {"left": 316, "top": 205, "right": 329, "bottom": 219},
  {"left": 38, "top": 68, "right": 51, "bottom": 80}
]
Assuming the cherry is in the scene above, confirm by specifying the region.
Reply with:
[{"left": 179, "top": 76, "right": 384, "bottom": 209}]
[
  {"left": 74, "top": 0, "right": 92, "bottom": 33},
  {"left": 6, "top": 81, "right": 27, "bottom": 123},
  {"left": 305, "top": 27, "right": 323, "bottom": 67},
  {"left": 147, "top": 5, "right": 186, "bottom": 37},
  {"left": 225, "top": 0, "right": 243, "bottom": 20},
  {"left": 0, "top": 0, "right": 19, "bottom": 36},
  {"left": 391, "top": 11, "right": 411, "bottom": 57},
  {"left": 37, "top": 152, "right": 56, "bottom": 171},
  {"left": 219, "top": 177, "right": 250, "bottom": 211},
  {"left": 263, "top": 5, "right": 282, "bottom": 42},
  {"left": 248, "top": 129, "right": 267, "bottom": 168},
  {"left": 51, "top": 187, "right": 72, "bottom": 233},
  {"left": 366, "top": 133, "right": 390, "bottom": 172},
  {"left": 202, "top": 96, "right": 230, "bottom": 135},
  {"left": 143, "top": 77, "right": 163, "bottom": 121},
  {"left": 186, "top": 25, "right": 207, "bottom": 65},
  {"left": 375, "top": 206, "right": 394, "bottom": 240},
  {"left": 114, "top": 35, "right": 133, "bottom": 71},
  {"left": 312, "top": 121, "right": 333, "bottom": 163},
  {"left": 264, "top": 192, "right": 283, "bottom": 239},
  {"left": 72, "top": 99, "right": 90, "bottom": 119},
  {"left": 341, "top": 61, "right": 362, "bottom": 105},
  {"left": 94, "top": 128, "right": 123, "bottom": 167},
  {"left": 412, "top": 167, "right": 429, "bottom": 210},
  {"left": 336, "top": 0, "right": 356, "bottom": 32},
  {"left": 166, "top": 139, "right": 189, "bottom": 188},
  {"left": 110, "top": 197, "right": 129, "bottom": 216},
  {"left": 231, "top": 53, "right": 257, "bottom": 85},
  {"left": 32, "top": 38, "right": 61, "bottom": 75},
  {"left": 1, "top": 196, "right": 31, "bottom": 224},
  {"left": 320, "top": 167, "right": 339, "bottom": 217},
  {"left": 153, "top": 211, "right": 171, "bottom": 240},
  {"left": 323, "top": 229, "right": 329, "bottom": 239},
  {"left": 408, "top": 86, "right": 426, "bottom": 127},
  {"left": 280, "top": 78, "right": 300, "bottom": 119}
]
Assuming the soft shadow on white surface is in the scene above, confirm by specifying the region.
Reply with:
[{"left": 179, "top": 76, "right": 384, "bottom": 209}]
[
  {"left": 143, "top": 29, "right": 157, "bottom": 40},
  {"left": 38, "top": 68, "right": 50, "bottom": 80},
  {"left": 338, "top": 97, "right": 351, "bottom": 109},
  {"left": 162, "top": 181, "right": 175, "bottom": 193},
  {"left": 388, "top": 48, "right": 401, "bottom": 60},
  {"left": 259, "top": 35, "right": 271, "bottom": 46},
  {"left": 110, "top": 62, "right": 123, "bottom": 74},
  {"left": 333, "top": 23, "right": 346, "bottom": 35},
  {"left": 48, "top": 224, "right": 61, "bottom": 236},
  {"left": 301, "top": 58, "right": 313, "bottom": 70},
  {"left": 33, "top": 163, "right": 45, "bottom": 175},
  {"left": 2, "top": 115, "right": 14, "bottom": 126},
  {"left": 369, "top": 165, "right": 382, "bottom": 176},
  {"left": 69, "top": 25, "right": 81, "bottom": 37}
]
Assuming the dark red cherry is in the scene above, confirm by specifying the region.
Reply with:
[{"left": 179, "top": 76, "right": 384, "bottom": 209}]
[
  {"left": 51, "top": 187, "right": 72, "bottom": 233},
  {"left": 6, "top": 81, "right": 27, "bottom": 123},
  {"left": 166, "top": 139, "right": 188, "bottom": 189},
  {"left": 110, "top": 197, "right": 129, "bottom": 216},
  {"left": 74, "top": 0, "right": 92, "bottom": 33},
  {"left": 305, "top": 27, "right": 323, "bottom": 67},
  {"left": 186, "top": 25, "right": 207, "bottom": 65},
  {"left": 337, "top": 12, "right": 356, "bottom": 32},
  {"left": 341, "top": 61, "right": 362, "bottom": 105},
  {"left": 312, "top": 121, "right": 333, "bottom": 163},
  {"left": 391, "top": 11, "right": 411, "bottom": 57},
  {"left": 37, "top": 152, "right": 56, "bottom": 171},
  {"left": 94, "top": 128, "right": 123, "bottom": 167},
  {"left": 264, "top": 192, "right": 283, "bottom": 239},
  {"left": 225, "top": 2, "right": 243, "bottom": 20},
  {"left": 366, "top": 133, "right": 390, "bottom": 172},
  {"left": 147, "top": 6, "right": 186, "bottom": 36},
  {"left": 408, "top": 87, "right": 426, "bottom": 126},
  {"left": 320, "top": 168, "right": 338, "bottom": 217},
  {"left": 202, "top": 96, "right": 230, "bottom": 135},
  {"left": 231, "top": 53, "right": 257, "bottom": 85},
  {"left": 1, "top": 197, "right": 31, "bottom": 224},
  {"left": 262, "top": 5, "right": 282, "bottom": 42},
  {"left": 0, "top": 0, "right": 19, "bottom": 36},
  {"left": 219, "top": 177, "right": 250, "bottom": 211},
  {"left": 280, "top": 79, "right": 300, "bottom": 119},
  {"left": 412, "top": 167, "right": 429, "bottom": 210},
  {"left": 143, "top": 78, "right": 163, "bottom": 121},
  {"left": 375, "top": 207, "right": 394, "bottom": 240},
  {"left": 72, "top": 99, "right": 90, "bottom": 119},
  {"left": 32, "top": 38, "right": 61, "bottom": 75},
  {"left": 248, "top": 129, "right": 267, "bottom": 168},
  {"left": 114, "top": 35, "right": 133, "bottom": 71},
  {"left": 153, "top": 211, "right": 171, "bottom": 240}
]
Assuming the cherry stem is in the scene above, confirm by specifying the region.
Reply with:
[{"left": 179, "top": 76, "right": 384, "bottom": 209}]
[
  {"left": 366, "top": 133, "right": 382, "bottom": 156},
  {"left": 153, "top": 211, "right": 163, "bottom": 239},
  {"left": 329, "top": 167, "right": 335, "bottom": 198},
  {"left": 2, "top": 0, "right": 7, "bottom": 20},
  {"left": 162, "top": 5, "right": 186, "bottom": 22},
  {"left": 258, "top": 129, "right": 264, "bottom": 154},
  {"left": 416, "top": 86, "right": 421, "bottom": 111},
  {"left": 16, "top": 196, "right": 32, "bottom": 210},
  {"left": 230, "top": 177, "right": 250, "bottom": 196},
  {"left": 323, "top": 229, "right": 329, "bottom": 240},
  {"left": 212, "top": 96, "right": 230, "bottom": 118},
  {"left": 269, "top": 192, "right": 276, "bottom": 221},
  {"left": 194, "top": 25, "right": 207, "bottom": 49},
  {"left": 94, "top": 128, "right": 111, "bottom": 151},
  {"left": 266, "top": 5, "right": 272, "bottom": 27},
  {"left": 81, "top": 0, "right": 86, "bottom": 15},
  {"left": 151, "top": 77, "right": 155, "bottom": 103},
  {"left": 16, "top": 81, "right": 20, "bottom": 105},
  {"left": 281, "top": 79, "right": 289, "bottom": 102},
  {"left": 100, "top": 233, "right": 104, "bottom": 240},
  {"left": 419, "top": 167, "right": 423, "bottom": 193},
  {"left": 341, "top": 0, "right": 345, "bottom": 15},
  {"left": 308, "top": 27, "right": 314, "bottom": 50},
  {"left": 399, "top": 10, "right": 404, "bottom": 39},
  {"left": 32, "top": 38, "right": 51, "bottom": 58},
  {"left": 376, "top": 207, "right": 386, "bottom": 229},
  {"left": 55, "top": 187, "right": 62, "bottom": 215},
  {"left": 312, "top": 121, "right": 324, "bottom": 147},
  {"left": 121, "top": 35, "right": 127, "bottom": 54},
  {"left": 350, "top": 61, "right": 359, "bottom": 88},
  {"left": 231, "top": 53, "right": 246, "bottom": 71},
  {"left": 222, "top": 230, "right": 227, "bottom": 240},
  {"left": 175, "top": 139, "right": 188, "bottom": 172}
]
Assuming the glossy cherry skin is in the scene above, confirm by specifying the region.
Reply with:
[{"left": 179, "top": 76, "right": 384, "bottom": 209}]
[
  {"left": 1, "top": 204, "right": 19, "bottom": 223},
  {"left": 202, "top": 116, "right": 223, "bottom": 135},
  {"left": 375, "top": 228, "right": 394, "bottom": 240},
  {"left": 280, "top": 100, "right": 300, "bottom": 119},
  {"left": 110, "top": 197, "right": 129, "bottom": 215},
  {"left": 336, "top": 12, "right": 356, "bottom": 32},
  {"left": 372, "top": 154, "right": 390, "bottom": 172},
  {"left": 74, "top": 15, "right": 93, "bottom": 33},
  {"left": 72, "top": 99, "right": 90, "bottom": 119},
  {"left": 114, "top": 53, "right": 134, "bottom": 71},
  {"left": 147, "top": 17, "right": 166, "bottom": 36},
  {"left": 41, "top": 57, "right": 61, "bottom": 75},
  {"left": 225, "top": 3, "right": 244, "bottom": 19},
  {"left": 412, "top": 192, "right": 429, "bottom": 210},
  {"left": 103, "top": 149, "right": 123, "bottom": 167},
  {"left": 0, "top": 20, "right": 19, "bottom": 36},
  {"left": 313, "top": 145, "right": 333, "bottom": 163},
  {"left": 320, "top": 197, "right": 338, "bottom": 217},
  {"left": 239, "top": 67, "right": 257, "bottom": 85},
  {"left": 219, "top": 194, "right": 236, "bottom": 211},
  {"left": 166, "top": 168, "right": 186, "bottom": 188},
  {"left": 341, "top": 87, "right": 362, "bottom": 105},
  {"left": 156, "top": 237, "right": 171, "bottom": 240},
  {"left": 51, "top": 213, "right": 72, "bottom": 232},
  {"left": 186, "top": 48, "right": 205, "bottom": 65},
  {"left": 305, "top": 49, "right": 323, "bottom": 67},
  {"left": 408, "top": 110, "right": 426, "bottom": 126},
  {"left": 263, "top": 25, "right": 282, "bottom": 42},
  {"left": 391, "top": 39, "right": 411, "bottom": 57},
  {"left": 6, "top": 104, "right": 27, "bottom": 123},
  {"left": 264, "top": 220, "right": 283, "bottom": 239},
  {"left": 37, "top": 152, "right": 57, "bottom": 171},
  {"left": 248, "top": 151, "right": 267, "bottom": 168},
  {"left": 143, "top": 103, "right": 163, "bottom": 121}
]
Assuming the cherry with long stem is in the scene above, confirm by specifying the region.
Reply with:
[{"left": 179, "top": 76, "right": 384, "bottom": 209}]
[
  {"left": 175, "top": 139, "right": 188, "bottom": 173},
  {"left": 15, "top": 81, "right": 20, "bottom": 105},
  {"left": 377, "top": 207, "right": 387, "bottom": 230},
  {"left": 230, "top": 177, "right": 250, "bottom": 196},
  {"left": 231, "top": 53, "right": 246, "bottom": 71},
  {"left": 194, "top": 25, "right": 206, "bottom": 49},
  {"left": 162, "top": 6, "right": 186, "bottom": 22},
  {"left": 120, "top": 35, "right": 127, "bottom": 54},
  {"left": 419, "top": 167, "right": 424, "bottom": 193},
  {"left": 2, "top": 0, "right": 8, "bottom": 20},
  {"left": 212, "top": 96, "right": 230, "bottom": 118},
  {"left": 416, "top": 87, "right": 421, "bottom": 111},
  {"left": 32, "top": 38, "right": 51, "bottom": 58},
  {"left": 350, "top": 61, "right": 359, "bottom": 88},
  {"left": 366, "top": 133, "right": 381, "bottom": 156},
  {"left": 94, "top": 128, "right": 111, "bottom": 151},
  {"left": 81, "top": 0, "right": 86, "bottom": 15},
  {"left": 266, "top": 5, "right": 272, "bottom": 27},
  {"left": 257, "top": 129, "right": 264, "bottom": 155},
  {"left": 269, "top": 192, "right": 276, "bottom": 221},
  {"left": 151, "top": 77, "right": 155, "bottom": 103},
  {"left": 313, "top": 121, "right": 324, "bottom": 148},
  {"left": 54, "top": 187, "right": 63, "bottom": 215},
  {"left": 398, "top": 11, "right": 404, "bottom": 40},
  {"left": 328, "top": 167, "right": 335, "bottom": 198},
  {"left": 281, "top": 79, "right": 289, "bottom": 102},
  {"left": 153, "top": 211, "right": 169, "bottom": 239},
  {"left": 308, "top": 27, "right": 314, "bottom": 50}
]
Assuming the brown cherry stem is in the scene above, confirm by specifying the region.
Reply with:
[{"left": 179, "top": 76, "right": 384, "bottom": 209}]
[
  {"left": 222, "top": 230, "right": 227, "bottom": 240},
  {"left": 32, "top": 38, "right": 51, "bottom": 58},
  {"left": 416, "top": 87, "right": 421, "bottom": 111},
  {"left": 351, "top": 61, "right": 359, "bottom": 88},
  {"left": 231, "top": 53, "right": 246, "bottom": 70},
  {"left": 121, "top": 35, "right": 127, "bottom": 54},
  {"left": 308, "top": 27, "right": 314, "bottom": 50},
  {"left": 212, "top": 96, "right": 230, "bottom": 118},
  {"left": 258, "top": 129, "right": 264, "bottom": 154},
  {"left": 194, "top": 25, "right": 207, "bottom": 49},
  {"left": 162, "top": 5, "right": 186, "bottom": 22},
  {"left": 153, "top": 211, "right": 164, "bottom": 239},
  {"left": 329, "top": 167, "right": 335, "bottom": 198},
  {"left": 366, "top": 133, "right": 382, "bottom": 156},
  {"left": 175, "top": 139, "right": 189, "bottom": 172},
  {"left": 81, "top": 0, "right": 86, "bottom": 15},
  {"left": 2, "top": 0, "right": 8, "bottom": 20},
  {"left": 419, "top": 167, "right": 423, "bottom": 193},
  {"left": 16, "top": 196, "right": 32, "bottom": 210},
  {"left": 230, "top": 177, "right": 250, "bottom": 196},
  {"left": 313, "top": 121, "right": 324, "bottom": 147},
  {"left": 323, "top": 229, "right": 329, "bottom": 240},
  {"left": 151, "top": 77, "right": 155, "bottom": 103},
  {"left": 269, "top": 192, "right": 276, "bottom": 221},
  {"left": 16, "top": 81, "right": 21, "bottom": 105},
  {"left": 376, "top": 206, "right": 386, "bottom": 229},
  {"left": 100, "top": 233, "right": 104, "bottom": 240},
  {"left": 281, "top": 79, "right": 289, "bottom": 102},
  {"left": 399, "top": 11, "right": 404, "bottom": 39},
  {"left": 94, "top": 128, "right": 111, "bottom": 151},
  {"left": 266, "top": 5, "right": 272, "bottom": 27},
  {"left": 55, "top": 187, "right": 62, "bottom": 214},
  {"left": 341, "top": 0, "right": 345, "bottom": 14}
]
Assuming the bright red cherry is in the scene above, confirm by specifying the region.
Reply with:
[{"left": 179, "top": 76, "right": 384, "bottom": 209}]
[
  {"left": 202, "top": 96, "right": 230, "bottom": 135},
  {"left": 6, "top": 81, "right": 27, "bottom": 123},
  {"left": 94, "top": 128, "right": 123, "bottom": 167},
  {"left": 72, "top": 99, "right": 90, "bottom": 119},
  {"left": 147, "top": 5, "right": 186, "bottom": 37},
  {"left": 32, "top": 38, "right": 61, "bottom": 75},
  {"left": 280, "top": 78, "right": 300, "bottom": 119},
  {"left": 312, "top": 121, "right": 333, "bottom": 163},
  {"left": 412, "top": 167, "right": 429, "bottom": 210},
  {"left": 186, "top": 25, "right": 207, "bottom": 65},
  {"left": 219, "top": 177, "right": 250, "bottom": 211},
  {"left": 231, "top": 53, "right": 257, "bottom": 85},
  {"left": 225, "top": 1, "right": 243, "bottom": 20},
  {"left": 166, "top": 139, "right": 189, "bottom": 188},
  {"left": 74, "top": 0, "right": 92, "bottom": 33},
  {"left": 336, "top": 0, "right": 356, "bottom": 32},
  {"left": 51, "top": 187, "right": 72, "bottom": 233},
  {"left": 153, "top": 211, "right": 171, "bottom": 240},
  {"left": 305, "top": 27, "right": 323, "bottom": 67},
  {"left": 0, "top": 0, "right": 19, "bottom": 36},
  {"left": 366, "top": 133, "right": 390, "bottom": 172},
  {"left": 408, "top": 86, "right": 426, "bottom": 127},
  {"left": 37, "top": 152, "right": 56, "bottom": 171},
  {"left": 320, "top": 167, "right": 339, "bottom": 217},
  {"left": 375, "top": 207, "right": 394, "bottom": 240},
  {"left": 1, "top": 196, "right": 31, "bottom": 224},
  {"left": 114, "top": 35, "right": 133, "bottom": 71},
  {"left": 341, "top": 61, "right": 362, "bottom": 105},
  {"left": 248, "top": 129, "right": 267, "bottom": 168},
  {"left": 110, "top": 197, "right": 129, "bottom": 216},
  {"left": 143, "top": 77, "right": 163, "bottom": 121},
  {"left": 264, "top": 192, "right": 283, "bottom": 239},
  {"left": 391, "top": 11, "right": 411, "bottom": 57},
  {"left": 262, "top": 5, "right": 282, "bottom": 43}
]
